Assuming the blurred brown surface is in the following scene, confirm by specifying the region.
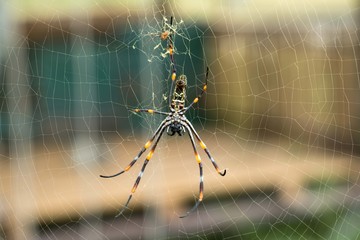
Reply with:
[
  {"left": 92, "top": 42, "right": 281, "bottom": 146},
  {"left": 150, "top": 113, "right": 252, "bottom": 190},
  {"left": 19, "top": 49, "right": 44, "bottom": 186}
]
[{"left": 1, "top": 131, "right": 357, "bottom": 224}]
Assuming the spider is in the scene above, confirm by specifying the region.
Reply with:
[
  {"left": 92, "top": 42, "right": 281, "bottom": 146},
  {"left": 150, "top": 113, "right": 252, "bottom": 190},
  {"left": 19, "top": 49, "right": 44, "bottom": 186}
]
[{"left": 100, "top": 17, "right": 226, "bottom": 218}]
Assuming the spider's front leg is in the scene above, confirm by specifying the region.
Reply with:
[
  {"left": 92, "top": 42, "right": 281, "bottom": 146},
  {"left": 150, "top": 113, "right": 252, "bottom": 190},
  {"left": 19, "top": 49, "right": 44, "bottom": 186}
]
[
  {"left": 115, "top": 122, "right": 170, "bottom": 216},
  {"left": 179, "top": 124, "right": 204, "bottom": 218},
  {"left": 100, "top": 118, "right": 170, "bottom": 178},
  {"left": 182, "top": 118, "right": 227, "bottom": 176}
]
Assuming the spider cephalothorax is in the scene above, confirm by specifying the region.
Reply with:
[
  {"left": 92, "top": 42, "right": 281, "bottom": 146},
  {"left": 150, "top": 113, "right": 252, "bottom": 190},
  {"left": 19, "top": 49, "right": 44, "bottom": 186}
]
[
  {"left": 167, "top": 111, "right": 185, "bottom": 136},
  {"left": 100, "top": 16, "right": 226, "bottom": 218}
]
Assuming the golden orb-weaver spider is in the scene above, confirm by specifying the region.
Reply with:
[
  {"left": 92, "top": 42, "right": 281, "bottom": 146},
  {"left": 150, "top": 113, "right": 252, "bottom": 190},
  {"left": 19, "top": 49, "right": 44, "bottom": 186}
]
[{"left": 100, "top": 17, "right": 226, "bottom": 218}]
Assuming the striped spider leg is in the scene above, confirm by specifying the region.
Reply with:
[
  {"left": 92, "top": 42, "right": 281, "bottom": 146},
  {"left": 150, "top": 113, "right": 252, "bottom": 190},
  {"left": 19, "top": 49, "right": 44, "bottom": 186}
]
[
  {"left": 100, "top": 118, "right": 171, "bottom": 216},
  {"left": 179, "top": 123, "right": 204, "bottom": 218},
  {"left": 100, "top": 117, "right": 170, "bottom": 179},
  {"left": 178, "top": 117, "right": 227, "bottom": 218}
]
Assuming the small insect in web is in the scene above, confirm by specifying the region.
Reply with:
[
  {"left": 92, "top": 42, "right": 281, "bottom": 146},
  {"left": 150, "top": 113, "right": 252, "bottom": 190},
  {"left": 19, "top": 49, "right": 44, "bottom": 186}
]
[
  {"left": 100, "top": 17, "right": 226, "bottom": 218},
  {"left": 160, "top": 16, "right": 175, "bottom": 41},
  {"left": 153, "top": 16, "right": 179, "bottom": 58}
]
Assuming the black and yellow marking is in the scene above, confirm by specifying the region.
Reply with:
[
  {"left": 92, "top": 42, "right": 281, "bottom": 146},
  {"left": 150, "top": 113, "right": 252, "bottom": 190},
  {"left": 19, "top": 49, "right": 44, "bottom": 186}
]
[
  {"left": 133, "top": 109, "right": 155, "bottom": 114},
  {"left": 199, "top": 141, "right": 206, "bottom": 149},
  {"left": 146, "top": 150, "right": 154, "bottom": 160},
  {"left": 195, "top": 153, "right": 202, "bottom": 163},
  {"left": 144, "top": 140, "right": 152, "bottom": 149}
]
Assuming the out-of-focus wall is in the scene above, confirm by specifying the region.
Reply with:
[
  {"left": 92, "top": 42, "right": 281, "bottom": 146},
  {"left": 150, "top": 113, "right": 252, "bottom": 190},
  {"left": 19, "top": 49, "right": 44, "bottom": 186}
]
[
  {"left": 210, "top": 29, "right": 359, "bottom": 151},
  {"left": 5, "top": 0, "right": 359, "bottom": 152},
  {"left": 173, "top": 0, "right": 360, "bottom": 152}
]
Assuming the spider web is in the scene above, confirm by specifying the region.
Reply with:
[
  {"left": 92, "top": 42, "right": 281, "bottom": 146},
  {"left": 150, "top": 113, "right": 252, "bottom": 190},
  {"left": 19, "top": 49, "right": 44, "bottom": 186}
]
[{"left": 1, "top": 0, "right": 360, "bottom": 239}]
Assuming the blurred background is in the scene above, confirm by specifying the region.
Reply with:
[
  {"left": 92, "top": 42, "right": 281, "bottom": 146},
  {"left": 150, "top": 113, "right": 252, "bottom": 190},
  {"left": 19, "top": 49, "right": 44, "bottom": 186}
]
[{"left": 1, "top": 0, "right": 360, "bottom": 239}]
